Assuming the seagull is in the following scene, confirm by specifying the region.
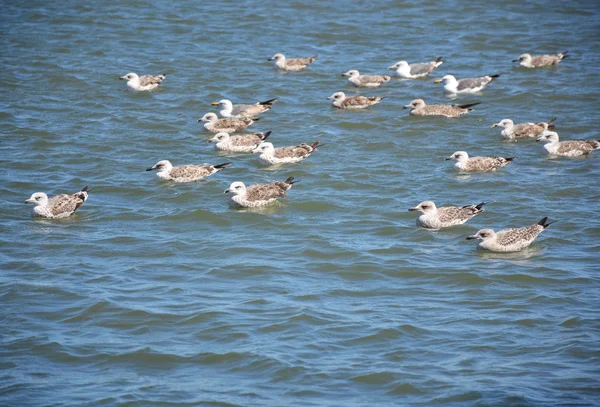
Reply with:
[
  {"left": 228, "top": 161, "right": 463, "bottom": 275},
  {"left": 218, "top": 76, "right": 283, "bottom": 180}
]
[
  {"left": 446, "top": 151, "right": 515, "bottom": 172},
  {"left": 409, "top": 201, "right": 487, "bottom": 229},
  {"left": 225, "top": 177, "right": 298, "bottom": 208},
  {"left": 252, "top": 141, "right": 320, "bottom": 165},
  {"left": 388, "top": 57, "right": 443, "bottom": 79},
  {"left": 268, "top": 53, "right": 317, "bottom": 71},
  {"left": 536, "top": 131, "right": 600, "bottom": 157},
  {"left": 467, "top": 217, "right": 556, "bottom": 252},
  {"left": 119, "top": 72, "right": 166, "bottom": 91},
  {"left": 211, "top": 98, "right": 278, "bottom": 118},
  {"left": 25, "top": 186, "right": 89, "bottom": 218},
  {"left": 513, "top": 51, "right": 568, "bottom": 68},
  {"left": 146, "top": 160, "right": 230, "bottom": 182},
  {"left": 403, "top": 99, "right": 480, "bottom": 117},
  {"left": 434, "top": 74, "right": 501, "bottom": 94},
  {"left": 341, "top": 70, "right": 391, "bottom": 88},
  {"left": 198, "top": 113, "right": 260, "bottom": 133},
  {"left": 208, "top": 131, "right": 272, "bottom": 153},
  {"left": 492, "top": 118, "right": 556, "bottom": 140},
  {"left": 327, "top": 92, "right": 386, "bottom": 109}
]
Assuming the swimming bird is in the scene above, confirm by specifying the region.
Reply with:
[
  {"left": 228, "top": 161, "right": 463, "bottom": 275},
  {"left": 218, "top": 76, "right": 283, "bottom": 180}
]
[
  {"left": 341, "top": 70, "right": 391, "bottom": 88},
  {"left": 434, "top": 74, "right": 500, "bottom": 94},
  {"left": 403, "top": 99, "right": 480, "bottom": 117},
  {"left": 409, "top": 201, "right": 487, "bottom": 229},
  {"left": 492, "top": 118, "right": 556, "bottom": 140},
  {"left": 225, "top": 177, "right": 298, "bottom": 208},
  {"left": 146, "top": 160, "right": 230, "bottom": 182},
  {"left": 536, "top": 131, "right": 600, "bottom": 157},
  {"left": 446, "top": 151, "right": 515, "bottom": 172},
  {"left": 208, "top": 131, "right": 272, "bottom": 153},
  {"left": 513, "top": 51, "right": 568, "bottom": 68},
  {"left": 25, "top": 186, "right": 89, "bottom": 218},
  {"left": 268, "top": 53, "right": 317, "bottom": 71},
  {"left": 211, "top": 98, "right": 278, "bottom": 118},
  {"left": 198, "top": 113, "right": 260, "bottom": 133},
  {"left": 388, "top": 57, "right": 443, "bottom": 79},
  {"left": 467, "top": 217, "right": 556, "bottom": 252},
  {"left": 252, "top": 141, "right": 320, "bottom": 165},
  {"left": 119, "top": 72, "right": 166, "bottom": 91},
  {"left": 327, "top": 92, "right": 386, "bottom": 109}
]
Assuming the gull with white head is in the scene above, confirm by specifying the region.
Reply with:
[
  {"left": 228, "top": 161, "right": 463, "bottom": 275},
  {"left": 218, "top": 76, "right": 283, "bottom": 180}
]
[
  {"left": 119, "top": 72, "right": 166, "bottom": 91},
  {"left": 388, "top": 57, "right": 443, "bottom": 79},
  {"left": 25, "top": 186, "right": 89, "bottom": 218},
  {"left": 341, "top": 70, "right": 391, "bottom": 88},
  {"left": 208, "top": 131, "right": 272, "bottom": 153},
  {"left": 252, "top": 141, "right": 320, "bottom": 165},
  {"left": 198, "top": 112, "right": 260, "bottom": 133},
  {"left": 409, "top": 201, "right": 487, "bottom": 230},
  {"left": 146, "top": 160, "right": 230, "bottom": 183},
  {"left": 211, "top": 98, "right": 278, "bottom": 118},
  {"left": 446, "top": 151, "right": 515, "bottom": 172},
  {"left": 268, "top": 53, "right": 317, "bottom": 71},
  {"left": 536, "top": 131, "right": 600, "bottom": 157},
  {"left": 467, "top": 217, "right": 556, "bottom": 252},
  {"left": 327, "top": 92, "right": 386, "bottom": 109},
  {"left": 225, "top": 177, "right": 298, "bottom": 208},
  {"left": 492, "top": 118, "right": 556, "bottom": 140},
  {"left": 434, "top": 74, "right": 501, "bottom": 94}
]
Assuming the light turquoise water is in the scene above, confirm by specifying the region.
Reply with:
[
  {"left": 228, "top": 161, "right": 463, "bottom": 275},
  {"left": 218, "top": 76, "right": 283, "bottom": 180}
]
[{"left": 1, "top": 1, "right": 599, "bottom": 406}]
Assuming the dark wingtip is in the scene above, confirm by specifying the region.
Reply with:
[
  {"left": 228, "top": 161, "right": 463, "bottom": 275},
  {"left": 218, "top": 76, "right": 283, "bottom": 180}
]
[
  {"left": 506, "top": 157, "right": 516, "bottom": 161},
  {"left": 284, "top": 176, "right": 297, "bottom": 185},
  {"left": 311, "top": 141, "right": 321, "bottom": 150},
  {"left": 252, "top": 117, "right": 262, "bottom": 122},
  {"left": 214, "top": 162, "right": 231, "bottom": 169},
  {"left": 81, "top": 185, "right": 89, "bottom": 192},
  {"left": 475, "top": 202, "right": 488, "bottom": 210},
  {"left": 435, "top": 56, "right": 443, "bottom": 62},
  {"left": 490, "top": 74, "right": 502, "bottom": 79},
  {"left": 261, "top": 131, "right": 272, "bottom": 140},
  {"left": 261, "top": 98, "right": 278, "bottom": 105},
  {"left": 538, "top": 217, "right": 558, "bottom": 229}
]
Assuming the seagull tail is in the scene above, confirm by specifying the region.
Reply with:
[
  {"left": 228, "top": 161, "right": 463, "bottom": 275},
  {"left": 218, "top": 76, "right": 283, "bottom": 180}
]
[
  {"left": 214, "top": 162, "right": 231, "bottom": 169},
  {"left": 284, "top": 176, "right": 298, "bottom": 185},
  {"left": 260, "top": 98, "right": 278, "bottom": 106},
  {"left": 505, "top": 157, "right": 516, "bottom": 162},
  {"left": 435, "top": 56, "right": 443, "bottom": 63},
  {"left": 559, "top": 51, "right": 569, "bottom": 59},
  {"left": 260, "top": 131, "right": 272, "bottom": 141},
  {"left": 489, "top": 74, "right": 502, "bottom": 80},
  {"left": 475, "top": 202, "right": 489, "bottom": 211},
  {"left": 80, "top": 185, "right": 89, "bottom": 192},
  {"left": 458, "top": 102, "right": 481, "bottom": 110},
  {"left": 547, "top": 117, "right": 557, "bottom": 125},
  {"left": 538, "top": 217, "right": 558, "bottom": 229},
  {"left": 310, "top": 141, "right": 321, "bottom": 150}
]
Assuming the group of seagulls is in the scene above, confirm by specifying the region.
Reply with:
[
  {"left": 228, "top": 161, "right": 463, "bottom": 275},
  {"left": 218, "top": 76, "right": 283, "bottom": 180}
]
[{"left": 25, "top": 49, "right": 599, "bottom": 253}]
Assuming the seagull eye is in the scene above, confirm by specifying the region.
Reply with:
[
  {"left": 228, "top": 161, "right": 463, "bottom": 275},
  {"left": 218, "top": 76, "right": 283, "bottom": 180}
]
[
  {"left": 421, "top": 205, "right": 428, "bottom": 209},
  {"left": 36, "top": 196, "right": 41, "bottom": 200}
]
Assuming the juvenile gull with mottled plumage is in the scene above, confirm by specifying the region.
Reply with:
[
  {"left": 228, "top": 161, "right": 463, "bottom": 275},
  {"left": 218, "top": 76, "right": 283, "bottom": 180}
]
[
  {"left": 341, "top": 70, "right": 391, "bottom": 88},
  {"left": 198, "top": 113, "right": 260, "bottom": 133},
  {"left": 467, "top": 217, "right": 556, "bottom": 252},
  {"left": 327, "top": 92, "right": 386, "bottom": 109},
  {"left": 25, "top": 186, "right": 89, "bottom": 218},
  {"left": 492, "top": 118, "right": 556, "bottom": 140},
  {"left": 268, "top": 53, "right": 317, "bottom": 71},
  {"left": 252, "top": 141, "right": 320, "bottom": 165},
  {"left": 146, "top": 160, "right": 230, "bottom": 183},
  {"left": 409, "top": 201, "right": 487, "bottom": 229},
  {"left": 225, "top": 177, "right": 298, "bottom": 208},
  {"left": 434, "top": 74, "right": 501, "bottom": 94},
  {"left": 536, "top": 131, "right": 600, "bottom": 157},
  {"left": 209, "top": 132, "right": 272, "bottom": 153},
  {"left": 513, "top": 51, "right": 568, "bottom": 68},
  {"left": 388, "top": 57, "right": 443, "bottom": 79},
  {"left": 211, "top": 98, "right": 278, "bottom": 118},
  {"left": 119, "top": 72, "right": 166, "bottom": 91},
  {"left": 404, "top": 99, "right": 480, "bottom": 117},
  {"left": 446, "top": 151, "right": 515, "bottom": 172}
]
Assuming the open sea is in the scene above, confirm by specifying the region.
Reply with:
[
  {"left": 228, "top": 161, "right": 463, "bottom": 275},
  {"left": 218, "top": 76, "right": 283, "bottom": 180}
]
[{"left": 1, "top": 0, "right": 599, "bottom": 406}]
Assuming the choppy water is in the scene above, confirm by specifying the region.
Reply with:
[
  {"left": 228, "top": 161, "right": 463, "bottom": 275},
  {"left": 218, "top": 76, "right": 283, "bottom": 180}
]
[{"left": 2, "top": 0, "right": 600, "bottom": 406}]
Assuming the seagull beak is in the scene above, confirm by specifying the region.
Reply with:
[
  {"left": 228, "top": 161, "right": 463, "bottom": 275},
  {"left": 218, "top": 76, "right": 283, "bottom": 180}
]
[
  {"left": 340, "top": 73, "right": 347, "bottom": 77},
  {"left": 24, "top": 198, "right": 34, "bottom": 203},
  {"left": 197, "top": 118, "right": 203, "bottom": 122},
  {"left": 387, "top": 66, "right": 394, "bottom": 70},
  {"left": 119, "top": 75, "right": 127, "bottom": 80},
  {"left": 146, "top": 166, "right": 156, "bottom": 171},
  {"left": 491, "top": 124, "right": 497, "bottom": 128},
  {"left": 445, "top": 157, "right": 453, "bottom": 161},
  {"left": 403, "top": 105, "right": 412, "bottom": 109},
  {"left": 224, "top": 189, "right": 230, "bottom": 194},
  {"left": 267, "top": 58, "right": 273, "bottom": 61},
  {"left": 466, "top": 235, "right": 478, "bottom": 240},
  {"left": 408, "top": 207, "right": 419, "bottom": 211},
  {"left": 433, "top": 79, "right": 442, "bottom": 84},
  {"left": 536, "top": 137, "right": 542, "bottom": 142},
  {"left": 211, "top": 102, "right": 219, "bottom": 106},
  {"left": 512, "top": 58, "right": 519, "bottom": 62}
]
